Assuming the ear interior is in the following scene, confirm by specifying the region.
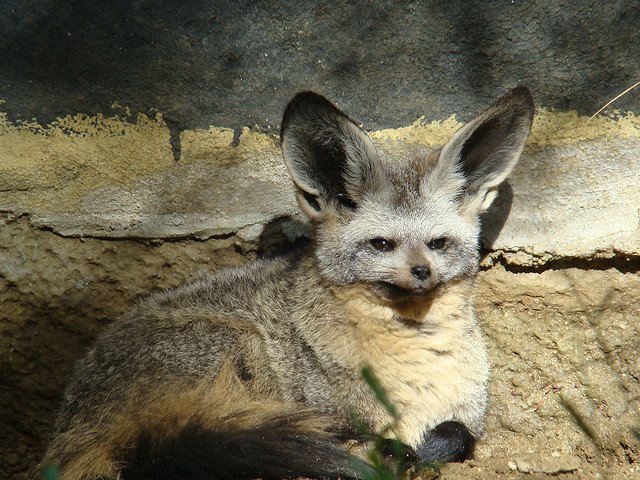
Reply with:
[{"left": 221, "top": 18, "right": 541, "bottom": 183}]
[
  {"left": 280, "top": 92, "right": 381, "bottom": 218},
  {"left": 301, "top": 190, "right": 322, "bottom": 214},
  {"left": 438, "top": 86, "right": 535, "bottom": 214}
]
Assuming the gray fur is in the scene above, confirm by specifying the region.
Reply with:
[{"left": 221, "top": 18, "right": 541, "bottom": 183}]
[{"left": 47, "top": 87, "right": 534, "bottom": 478}]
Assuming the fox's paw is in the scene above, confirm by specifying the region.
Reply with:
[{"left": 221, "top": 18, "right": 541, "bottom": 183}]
[{"left": 416, "top": 421, "right": 475, "bottom": 463}]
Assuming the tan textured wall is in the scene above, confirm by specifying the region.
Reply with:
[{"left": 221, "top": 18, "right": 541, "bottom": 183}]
[
  {"left": 1, "top": 105, "right": 639, "bottom": 478},
  {"left": 2, "top": 108, "right": 639, "bottom": 255}
]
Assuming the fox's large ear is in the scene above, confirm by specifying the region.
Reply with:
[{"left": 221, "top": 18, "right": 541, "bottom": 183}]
[
  {"left": 280, "top": 92, "right": 382, "bottom": 219},
  {"left": 437, "top": 86, "right": 534, "bottom": 215}
]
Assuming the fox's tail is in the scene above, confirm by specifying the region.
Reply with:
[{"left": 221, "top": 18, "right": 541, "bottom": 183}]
[
  {"left": 45, "top": 364, "right": 371, "bottom": 480},
  {"left": 120, "top": 411, "right": 369, "bottom": 480},
  {"left": 47, "top": 363, "right": 473, "bottom": 479}
]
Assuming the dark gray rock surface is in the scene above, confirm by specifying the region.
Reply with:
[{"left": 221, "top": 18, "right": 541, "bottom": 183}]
[{"left": 1, "top": 0, "right": 638, "bottom": 133}]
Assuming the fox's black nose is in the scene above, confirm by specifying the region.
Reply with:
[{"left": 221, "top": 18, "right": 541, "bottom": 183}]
[{"left": 411, "top": 265, "right": 431, "bottom": 281}]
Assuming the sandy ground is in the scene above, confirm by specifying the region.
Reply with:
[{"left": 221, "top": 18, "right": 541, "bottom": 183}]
[{"left": 1, "top": 215, "right": 638, "bottom": 479}]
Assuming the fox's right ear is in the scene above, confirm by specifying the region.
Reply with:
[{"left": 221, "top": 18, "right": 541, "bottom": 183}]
[{"left": 280, "top": 92, "right": 382, "bottom": 219}]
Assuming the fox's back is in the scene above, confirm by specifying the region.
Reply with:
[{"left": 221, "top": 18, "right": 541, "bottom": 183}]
[{"left": 54, "top": 253, "right": 305, "bottom": 432}]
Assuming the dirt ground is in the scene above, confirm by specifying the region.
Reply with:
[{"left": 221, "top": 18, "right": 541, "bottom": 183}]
[{"left": 1, "top": 214, "right": 638, "bottom": 479}]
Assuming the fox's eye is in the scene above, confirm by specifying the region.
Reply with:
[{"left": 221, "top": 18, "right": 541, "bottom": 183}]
[
  {"left": 428, "top": 237, "right": 448, "bottom": 250},
  {"left": 370, "top": 238, "right": 395, "bottom": 252}
]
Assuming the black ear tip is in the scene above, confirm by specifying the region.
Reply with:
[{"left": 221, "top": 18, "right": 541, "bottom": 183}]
[
  {"left": 490, "top": 86, "right": 535, "bottom": 127},
  {"left": 510, "top": 85, "right": 532, "bottom": 97},
  {"left": 281, "top": 91, "right": 336, "bottom": 139},
  {"left": 290, "top": 91, "right": 332, "bottom": 105},
  {"left": 507, "top": 85, "right": 535, "bottom": 113}
]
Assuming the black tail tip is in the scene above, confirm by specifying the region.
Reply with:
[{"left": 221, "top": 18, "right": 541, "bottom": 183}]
[
  {"left": 416, "top": 421, "right": 476, "bottom": 463},
  {"left": 119, "top": 418, "right": 367, "bottom": 480}
]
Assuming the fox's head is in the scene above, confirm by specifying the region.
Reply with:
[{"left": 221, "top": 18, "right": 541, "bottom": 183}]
[{"left": 280, "top": 88, "right": 533, "bottom": 305}]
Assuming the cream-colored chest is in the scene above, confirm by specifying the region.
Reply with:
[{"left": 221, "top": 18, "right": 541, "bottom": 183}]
[{"left": 335, "top": 293, "right": 488, "bottom": 447}]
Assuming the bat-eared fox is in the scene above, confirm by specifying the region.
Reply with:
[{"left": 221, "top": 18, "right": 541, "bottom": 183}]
[{"left": 45, "top": 87, "right": 534, "bottom": 479}]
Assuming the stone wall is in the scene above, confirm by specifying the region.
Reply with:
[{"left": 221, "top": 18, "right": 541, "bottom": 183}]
[{"left": 1, "top": 1, "right": 639, "bottom": 478}]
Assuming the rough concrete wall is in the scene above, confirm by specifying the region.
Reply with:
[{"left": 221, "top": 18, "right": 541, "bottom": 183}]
[
  {"left": 3, "top": 109, "right": 639, "bottom": 258},
  {"left": 1, "top": 1, "right": 639, "bottom": 479},
  {"left": 2, "top": 2, "right": 639, "bottom": 129}
]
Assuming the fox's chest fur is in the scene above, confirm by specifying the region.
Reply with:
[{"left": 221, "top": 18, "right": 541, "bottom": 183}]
[{"left": 295, "top": 276, "right": 489, "bottom": 447}]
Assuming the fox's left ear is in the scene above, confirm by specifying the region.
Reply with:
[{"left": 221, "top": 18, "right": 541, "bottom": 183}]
[
  {"left": 280, "top": 92, "right": 383, "bottom": 220},
  {"left": 438, "top": 86, "right": 534, "bottom": 215}
]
